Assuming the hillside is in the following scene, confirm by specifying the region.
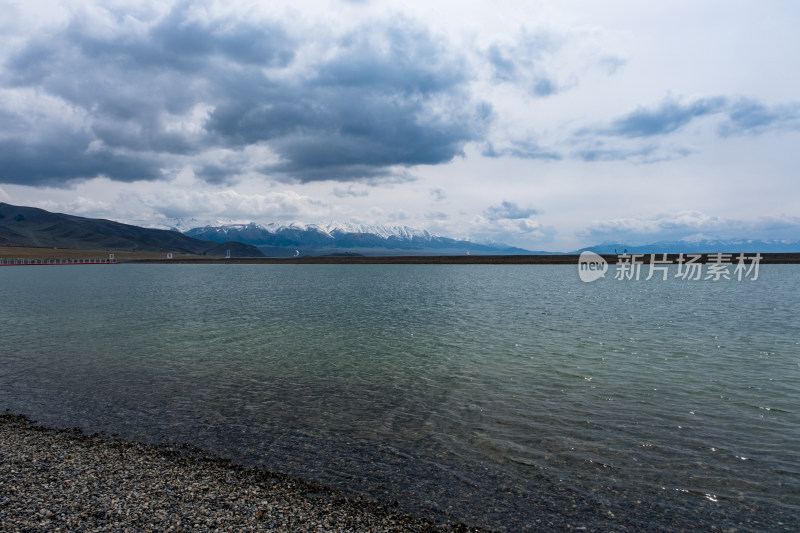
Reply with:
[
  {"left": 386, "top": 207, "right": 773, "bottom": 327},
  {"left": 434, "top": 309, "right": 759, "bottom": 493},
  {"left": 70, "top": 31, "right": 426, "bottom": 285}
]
[{"left": 0, "top": 203, "right": 263, "bottom": 257}]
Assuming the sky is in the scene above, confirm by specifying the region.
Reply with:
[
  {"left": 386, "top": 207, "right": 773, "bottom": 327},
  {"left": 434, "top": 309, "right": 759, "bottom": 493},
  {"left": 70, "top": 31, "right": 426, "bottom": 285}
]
[{"left": 1, "top": 0, "right": 799, "bottom": 251}]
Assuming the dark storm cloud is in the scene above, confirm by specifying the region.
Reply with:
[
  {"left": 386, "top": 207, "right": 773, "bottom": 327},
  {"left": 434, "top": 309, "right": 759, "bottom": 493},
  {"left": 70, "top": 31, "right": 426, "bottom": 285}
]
[
  {"left": 484, "top": 201, "right": 538, "bottom": 220},
  {"left": 261, "top": 96, "right": 492, "bottom": 181},
  {"left": 314, "top": 24, "right": 466, "bottom": 93},
  {"left": 194, "top": 163, "right": 236, "bottom": 185},
  {"left": 149, "top": 4, "right": 295, "bottom": 68},
  {"left": 0, "top": 5, "right": 491, "bottom": 186},
  {"left": 1, "top": 5, "right": 253, "bottom": 185},
  {"left": 0, "top": 128, "right": 162, "bottom": 186},
  {"left": 207, "top": 22, "right": 493, "bottom": 181}
]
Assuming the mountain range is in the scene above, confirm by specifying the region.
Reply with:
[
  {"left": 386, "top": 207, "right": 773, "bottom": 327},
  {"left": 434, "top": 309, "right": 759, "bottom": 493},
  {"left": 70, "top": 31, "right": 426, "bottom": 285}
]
[
  {"left": 2, "top": 202, "right": 798, "bottom": 256},
  {"left": 0, "top": 203, "right": 262, "bottom": 257},
  {"left": 184, "top": 222, "right": 537, "bottom": 257}
]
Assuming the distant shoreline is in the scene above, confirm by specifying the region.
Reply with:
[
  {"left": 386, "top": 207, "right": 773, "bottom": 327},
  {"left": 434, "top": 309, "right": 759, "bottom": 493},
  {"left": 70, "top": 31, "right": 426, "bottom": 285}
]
[
  {"left": 2, "top": 246, "right": 800, "bottom": 264},
  {"left": 126, "top": 252, "right": 800, "bottom": 264}
]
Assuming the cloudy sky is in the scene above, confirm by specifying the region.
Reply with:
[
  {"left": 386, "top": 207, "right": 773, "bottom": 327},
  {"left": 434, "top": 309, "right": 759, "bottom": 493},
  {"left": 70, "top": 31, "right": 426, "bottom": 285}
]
[{"left": 1, "top": 0, "right": 799, "bottom": 251}]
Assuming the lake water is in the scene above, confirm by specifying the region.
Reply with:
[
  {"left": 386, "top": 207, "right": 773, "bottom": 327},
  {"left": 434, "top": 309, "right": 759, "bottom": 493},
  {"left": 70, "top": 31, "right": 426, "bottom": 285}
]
[{"left": 1, "top": 264, "right": 798, "bottom": 530}]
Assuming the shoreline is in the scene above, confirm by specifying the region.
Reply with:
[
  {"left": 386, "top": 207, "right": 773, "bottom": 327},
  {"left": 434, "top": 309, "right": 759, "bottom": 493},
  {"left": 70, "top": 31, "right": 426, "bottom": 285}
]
[
  {"left": 3, "top": 245, "right": 800, "bottom": 265},
  {"left": 0, "top": 414, "right": 480, "bottom": 532},
  {"left": 125, "top": 252, "right": 800, "bottom": 265}
]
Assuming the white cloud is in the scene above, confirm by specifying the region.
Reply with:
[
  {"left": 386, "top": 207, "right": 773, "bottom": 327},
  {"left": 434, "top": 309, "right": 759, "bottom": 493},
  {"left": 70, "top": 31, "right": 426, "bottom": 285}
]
[{"left": 139, "top": 187, "right": 328, "bottom": 223}]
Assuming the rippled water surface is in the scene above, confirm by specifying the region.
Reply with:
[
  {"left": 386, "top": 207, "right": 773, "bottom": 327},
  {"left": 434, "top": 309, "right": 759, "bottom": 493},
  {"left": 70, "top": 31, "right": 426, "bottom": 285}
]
[{"left": 1, "top": 264, "right": 798, "bottom": 530}]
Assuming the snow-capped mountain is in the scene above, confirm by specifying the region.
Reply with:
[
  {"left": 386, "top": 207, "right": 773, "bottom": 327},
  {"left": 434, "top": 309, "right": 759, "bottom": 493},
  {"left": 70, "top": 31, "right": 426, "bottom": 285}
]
[
  {"left": 184, "top": 221, "right": 533, "bottom": 257},
  {"left": 312, "top": 222, "right": 435, "bottom": 240},
  {"left": 188, "top": 221, "right": 434, "bottom": 240},
  {"left": 135, "top": 217, "right": 241, "bottom": 233},
  {"left": 575, "top": 238, "right": 800, "bottom": 254}
]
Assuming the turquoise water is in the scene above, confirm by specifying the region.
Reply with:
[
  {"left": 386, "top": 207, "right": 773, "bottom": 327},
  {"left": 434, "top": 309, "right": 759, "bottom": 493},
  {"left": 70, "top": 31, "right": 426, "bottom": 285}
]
[{"left": 1, "top": 264, "right": 798, "bottom": 530}]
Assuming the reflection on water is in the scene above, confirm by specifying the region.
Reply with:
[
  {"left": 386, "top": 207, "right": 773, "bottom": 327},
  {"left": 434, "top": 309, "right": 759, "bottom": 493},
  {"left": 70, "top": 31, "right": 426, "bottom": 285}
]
[{"left": 1, "top": 264, "right": 798, "bottom": 530}]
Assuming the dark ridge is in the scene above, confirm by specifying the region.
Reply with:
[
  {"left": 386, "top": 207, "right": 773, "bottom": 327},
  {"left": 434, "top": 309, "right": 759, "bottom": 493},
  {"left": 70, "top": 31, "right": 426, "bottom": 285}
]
[{"left": 0, "top": 203, "right": 263, "bottom": 257}]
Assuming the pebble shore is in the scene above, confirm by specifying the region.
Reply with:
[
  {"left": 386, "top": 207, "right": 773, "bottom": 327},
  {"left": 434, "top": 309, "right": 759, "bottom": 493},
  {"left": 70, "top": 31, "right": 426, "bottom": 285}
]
[{"left": 0, "top": 414, "right": 481, "bottom": 532}]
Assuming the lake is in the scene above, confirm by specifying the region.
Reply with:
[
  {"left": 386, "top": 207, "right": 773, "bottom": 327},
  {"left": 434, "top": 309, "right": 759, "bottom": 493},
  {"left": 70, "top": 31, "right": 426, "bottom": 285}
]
[{"left": 1, "top": 264, "right": 798, "bottom": 530}]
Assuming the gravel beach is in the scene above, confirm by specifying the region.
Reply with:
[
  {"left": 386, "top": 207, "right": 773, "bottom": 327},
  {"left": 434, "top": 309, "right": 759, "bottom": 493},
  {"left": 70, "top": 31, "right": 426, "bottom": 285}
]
[{"left": 0, "top": 414, "right": 481, "bottom": 532}]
